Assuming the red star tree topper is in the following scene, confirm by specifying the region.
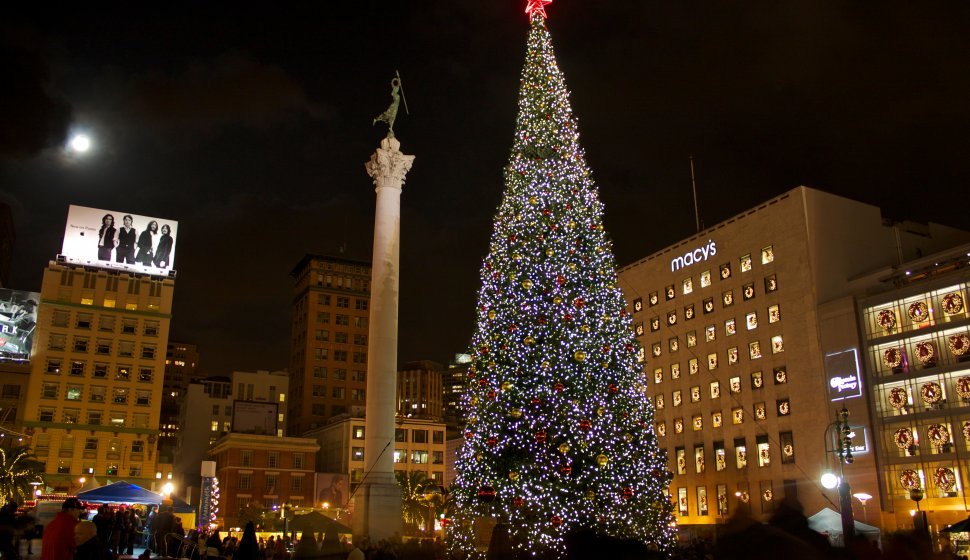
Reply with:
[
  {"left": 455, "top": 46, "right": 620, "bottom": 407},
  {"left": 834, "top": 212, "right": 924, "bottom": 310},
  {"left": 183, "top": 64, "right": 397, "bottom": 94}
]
[{"left": 526, "top": 0, "right": 553, "bottom": 19}]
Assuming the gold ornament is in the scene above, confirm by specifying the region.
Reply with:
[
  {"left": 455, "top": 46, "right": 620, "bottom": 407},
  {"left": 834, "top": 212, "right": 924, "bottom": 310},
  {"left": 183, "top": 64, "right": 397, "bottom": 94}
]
[
  {"left": 585, "top": 490, "right": 596, "bottom": 501},
  {"left": 501, "top": 381, "right": 512, "bottom": 391},
  {"left": 488, "top": 361, "right": 495, "bottom": 368},
  {"left": 529, "top": 196, "right": 538, "bottom": 205},
  {"left": 558, "top": 443, "right": 571, "bottom": 454},
  {"left": 541, "top": 360, "right": 551, "bottom": 369},
  {"left": 596, "top": 454, "right": 609, "bottom": 467},
  {"left": 524, "top": 336, "right": 535, "bottom": 346},
  {"left": 522, "top": 279, "right": 534, "bottom": 290},
  {"left": 468, "top": 415, "right": 479, "bottom": 425},
  {"left": 508, "top": 471, "right": 520, "bottom": 481},
  {"left": 578, "top": 440, "right": 588, "bottom": 449},
  {"left": 509, "top": 409, "right": 523, "bottom": 419},
  {"left": 470, "top": 396, "right": 479, "bottom": 406},
  {"left": 581, "top": 325, "right": 590, "bottom": 332},
  {"left": 624, "top": 433, "right": 633, "bottom": 442},
  {"left": 596, "top": 407, "right": 605, "bottom": 417},
  {"left": 513, "top": 253, "right": 522, "bottom": 261},
  {"left": 574, "top": 350, "right": 587, "bottom": 362},
  {"left": 487, "top": 310, "right": 497, "bottom": 320},
  {"left": 553, "top": 296, "right": 563, "bottom": 305},
  {"left": 568, "top": 263, "right": 577, "bottom": 270},
  {"left": 546, "top": 249, "right": 554, "bottom": 257},
  {"left": 475, "top": 453, "right": 484, "bottom": 462}
]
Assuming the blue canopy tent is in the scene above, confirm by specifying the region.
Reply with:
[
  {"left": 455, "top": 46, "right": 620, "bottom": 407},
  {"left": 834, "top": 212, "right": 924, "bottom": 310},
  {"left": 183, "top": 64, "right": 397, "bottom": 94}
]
[{"left": 77, "top": 481, "right": 194, "bottom": 513}]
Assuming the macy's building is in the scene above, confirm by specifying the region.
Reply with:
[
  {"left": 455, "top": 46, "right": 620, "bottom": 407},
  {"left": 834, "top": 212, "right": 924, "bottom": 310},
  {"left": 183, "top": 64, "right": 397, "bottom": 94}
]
[{"left": 618, "top": 186, "right": 970, "bottom": 537}]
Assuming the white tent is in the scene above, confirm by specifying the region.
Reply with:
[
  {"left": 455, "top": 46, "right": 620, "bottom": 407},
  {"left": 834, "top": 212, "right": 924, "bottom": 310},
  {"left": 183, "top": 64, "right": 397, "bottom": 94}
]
[{"left": 808, "top": 507, "right": 881, "bottom": 547}]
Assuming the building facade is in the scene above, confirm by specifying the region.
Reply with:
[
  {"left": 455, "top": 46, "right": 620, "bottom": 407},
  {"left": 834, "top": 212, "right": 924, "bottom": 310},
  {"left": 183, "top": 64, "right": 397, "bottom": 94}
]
[
  {"left": 398, "top": 360, "right": 444, "bottom": 420},
  {"left": 208, "top": 433, "right": 319, "bottom": 529},
  {"left": 159, "top": 342, "right": 200, "bottom": 462},
  {"left": 23, "top": 261, "right": 173, "bottom": 490},
  {"left": 857, "top": 244, "right": 970, "bottom": 532},
  {"left": 0, "top": 361, "right": 30, "bottom": 439},
  {"left": 288, "top": 255, "right": 371, "bottom": 435},
  {"left": 618, "top": 186, "right": 970, "bottom": 534},
  {"left": 442, "top": 355, "right": 472, "bottom": 440}
]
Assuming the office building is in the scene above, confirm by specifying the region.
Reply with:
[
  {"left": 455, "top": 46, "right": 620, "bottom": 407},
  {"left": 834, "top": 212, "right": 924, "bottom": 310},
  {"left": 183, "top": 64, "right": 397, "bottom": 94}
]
[
  {"left": 442, "top": 354, "right": 472, "bottom": 440},
  {"left": 618, "top": 186, "right": 970, "bottom": 534},
  {"left": 288, "top": 255, "right": 371, "bottom": 435},
  {"left": 159, "top": 341, "right": 200, "bottom": 462},
  {"left": 398, "top": 360, "right": 444, "bottom": 420}
]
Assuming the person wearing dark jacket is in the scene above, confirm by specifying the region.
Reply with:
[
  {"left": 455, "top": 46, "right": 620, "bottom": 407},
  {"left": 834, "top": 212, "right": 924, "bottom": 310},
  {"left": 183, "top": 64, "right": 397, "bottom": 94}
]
[
  {"left": 40, "top": 498, "right": 83, "bottom": 560},
  {"left": 116, "top": 215, "right": 137, "bottom": 264},
  {"left": 153, "top": 224, "right": 174, "bottom": 269},
  {"left": 135, "top": 221, "right": 158, "bottom": 266},
  {"left": 97, "top": 215, "right": 117, "bottom": 261},
  {"left": 74, "top": 521, "right": 112, "bottom": 560}
]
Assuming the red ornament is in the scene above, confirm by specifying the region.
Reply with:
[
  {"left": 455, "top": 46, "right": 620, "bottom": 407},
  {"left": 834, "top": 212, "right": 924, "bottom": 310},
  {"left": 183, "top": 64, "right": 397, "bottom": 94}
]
[
  {"left": 574, "top": 298, "right": 585, "bottom": 308},
  {"left": 509, "top": 234, "right": 517, "bottom": 242},
  {"left": 563, "top": 313, "right": 573, "bottom": 322},
  {"left": 464, "top": 431, "right": 474, "bottom": 440},
  {"left": 625, "top": 344, "right": 634, "bottom": 353},
  {"left": 554, "top": 383, "right": 565, "bottom": 392},
  {"left": 543, "top": 209, "right": 551, "bottom": 216},
  {"left": 508, "top": 324, "right": 518, "bottom": 332},
  {"left": 487, "top": 437, "right": 498, "bottom": 447},
  {"left": 538, "top": 315, "right": 547, "bottom": 325},
  {"left": 550, "top": 515, "right": 563, "bottom": 527},
  {"left": 513, "top": 497, "right": 525, "bottom": 508},
  {"left": 601, "top": 344, "right": 611, "bottom": 353},
  {"left": 579, "top": 419, "right": 592, "bottom": 432},
  {"left": 468, "top": 372, "right": 476, "bottom": 380},
  {"left": 531, "top": 397, "right": 542, "bottom": 406},
  {"left": 477, "top": 486, "right": 497, "bottom": 503},
  {"left": 608, "top": 384, "right": 619, "bottom": 394},
  {"left": 535, "top": 430, "right": 547, "bottom": 443},
  {"left": 487, "top": 390, "right": 496, "bottom": 400},
  {"left": 561, "top": 464, "right": 572, "bottom": 476},
  {"left": 622, "top": 487, "right": 633, "bottom": 500},
  {"left": 557, "top": 275, "right": 566, "bottom": 285},
  {"left": 479, "top": 379, "right": 488, "bottom": 387}
]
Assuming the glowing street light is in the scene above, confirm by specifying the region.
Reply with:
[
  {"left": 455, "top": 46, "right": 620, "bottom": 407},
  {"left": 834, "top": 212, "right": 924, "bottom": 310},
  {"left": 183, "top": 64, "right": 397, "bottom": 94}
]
[
  {"left": 853, "top": 492, "right": 872, "bottom": 522},
  {"left": 820, "top": 472, "right": 839, "bottom": 490}
]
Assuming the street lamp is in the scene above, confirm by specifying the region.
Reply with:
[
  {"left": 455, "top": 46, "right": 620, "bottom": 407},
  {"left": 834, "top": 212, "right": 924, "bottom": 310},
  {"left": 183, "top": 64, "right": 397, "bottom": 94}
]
[
  {"left": 909, "top": 488, "right": 928, "bottom": 534},
  {"left": 853, "top": 492, "right": 872, "bottom": 523},
  {"left": 822, "top": 407, "right": 856, "bottom": 542}
]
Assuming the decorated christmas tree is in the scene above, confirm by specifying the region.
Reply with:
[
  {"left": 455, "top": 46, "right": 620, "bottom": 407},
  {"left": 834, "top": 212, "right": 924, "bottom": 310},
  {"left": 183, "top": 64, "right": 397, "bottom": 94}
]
[{"left": 449, "top": 1, "right": 675, "bottom": 558}]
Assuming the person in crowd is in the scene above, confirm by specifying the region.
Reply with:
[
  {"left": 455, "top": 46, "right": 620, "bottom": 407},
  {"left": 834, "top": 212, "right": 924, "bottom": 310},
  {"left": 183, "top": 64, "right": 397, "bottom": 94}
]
[
  {"left": 151, "top": 505, "right": 175, "bottom": 557},
  {"left": 97, "top": 215, "right": 117, "bottom": 261},
  {"left": 109, "top": 506, "right": 125, "bottom": 555},
  {"left": 0, "top": 501, "right": 20, "bottom": 560},
  {"left": 153, "top": 224, "right": 174, "bottom": 269},
  {"left": 125, "top": 508, "right": 141, "bottom": 556},
  {"left": 234, "top": 522, "right": 259, "bottom": 560},
  {"left": 40, "top": 498, "right": 83, "bottom": 560},
  {"left": 116, "top": 215, "right": 137, "bottom": 264},
  {"left": 291, "top": 532, "right": 317, "bottom": 560},
  {"left": 271, "top": 537, "right": 288, "bottom": 560},
  {"left": 345, "top": 536, "right": 364, "bottom": 560},
  {"left": 204, "top": 529, "right": 222, "bottom": 560},
  {"left": 135, "top": 221, "right": 158, "bottom": 266},
  {"left": 74, "top": 520, "right": 111, "bottom": 560}
]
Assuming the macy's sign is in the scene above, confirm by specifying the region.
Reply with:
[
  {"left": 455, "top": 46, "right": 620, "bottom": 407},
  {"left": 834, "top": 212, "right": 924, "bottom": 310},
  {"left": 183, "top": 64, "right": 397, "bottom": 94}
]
[{"left": 670, "top": 240, "right": 717, "bottom": 272}]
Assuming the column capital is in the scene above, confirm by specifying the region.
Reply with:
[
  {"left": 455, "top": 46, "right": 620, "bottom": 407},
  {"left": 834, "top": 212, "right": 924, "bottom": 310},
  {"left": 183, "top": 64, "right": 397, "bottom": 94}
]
[{"left": 365, "top": 135, "right": 415, "bottom": 191}]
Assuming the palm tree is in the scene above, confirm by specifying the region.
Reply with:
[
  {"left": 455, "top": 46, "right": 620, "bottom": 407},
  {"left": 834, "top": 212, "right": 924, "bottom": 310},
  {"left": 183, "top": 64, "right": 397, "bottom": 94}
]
[
  {"left": 395, "top": 470, "right": 432, "bottom": 531},
  {"left": 0, "top": 446, "right": 45, "bottom": 505}
]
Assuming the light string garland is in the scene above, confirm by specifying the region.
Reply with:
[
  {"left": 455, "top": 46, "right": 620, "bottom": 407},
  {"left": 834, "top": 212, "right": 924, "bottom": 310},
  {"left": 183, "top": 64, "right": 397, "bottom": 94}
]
[{"left": 448, "top": 3, "right": 674, "bottom": 558}]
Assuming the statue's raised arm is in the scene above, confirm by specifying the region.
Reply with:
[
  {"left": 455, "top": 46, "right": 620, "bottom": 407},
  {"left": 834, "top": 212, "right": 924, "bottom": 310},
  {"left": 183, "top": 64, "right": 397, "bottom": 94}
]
[{"left": 373, "top": 76, "right": 402, "bottom": 135}]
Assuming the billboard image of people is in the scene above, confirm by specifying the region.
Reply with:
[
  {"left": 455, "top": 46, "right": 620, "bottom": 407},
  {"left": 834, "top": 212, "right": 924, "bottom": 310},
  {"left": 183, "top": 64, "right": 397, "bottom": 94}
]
[
  {"left": 0, "top": 289, "right": 40, "bottom": 362},
  {"left": 61, "top": 205, "right": 179, "bottom": 275},
  {"left": 316, "top": 473, "right": 349, "bottom": 509}
]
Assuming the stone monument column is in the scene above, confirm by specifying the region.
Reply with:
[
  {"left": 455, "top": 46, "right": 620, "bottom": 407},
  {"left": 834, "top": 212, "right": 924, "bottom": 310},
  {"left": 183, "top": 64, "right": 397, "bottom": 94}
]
[{"left": 354, "top": 134, "right": 414, "bottom": 540}]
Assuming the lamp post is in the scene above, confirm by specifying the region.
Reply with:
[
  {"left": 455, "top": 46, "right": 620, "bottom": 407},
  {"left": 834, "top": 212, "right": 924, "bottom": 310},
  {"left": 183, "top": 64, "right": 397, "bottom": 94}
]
[
  {"left": 822, "top": 407, "right": 856, "bottom": 542},
  {"left": 909, "top": 488, "right": 928, "bottom": 534},
  {"left": 853, "top": 492, "right": 872, "bottom": 523}
]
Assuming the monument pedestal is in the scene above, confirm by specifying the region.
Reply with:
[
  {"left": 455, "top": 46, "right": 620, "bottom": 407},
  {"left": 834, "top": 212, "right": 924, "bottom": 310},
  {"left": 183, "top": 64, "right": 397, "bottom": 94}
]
[{"left": 352, "top": 481, "right": 403, "bottom": 541}]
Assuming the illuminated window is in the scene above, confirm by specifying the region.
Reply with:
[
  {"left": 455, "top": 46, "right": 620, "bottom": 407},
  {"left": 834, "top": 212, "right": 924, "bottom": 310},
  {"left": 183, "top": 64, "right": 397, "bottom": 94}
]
[
  {"left": 672, "top": 390, "right": 682, "bottom": 407},
  {"left": 771, "top": 335, "right": 784, "bottom": 354},
  {"left": 746, "top": 312, "right": 758, "bottom": 330},
  {"left": 780, "top": 431, "right": 795, "bottom": 464},
  {"left": 651, "top": 343, "right": 661, "bottom": 358},
  {"left": 689, "top": 358, "right": 699, "bottom": 375},
  {"left": 715, "top": 443, "right": 727, "bottom": 472},
  {"left": 707, "top": 353, "right": 718, "bottom": 371},
  {"left": 710, "top": 381, "right": 720, "bottom": 399},
  {"left": 692, "top": 415, "right": 703, "bottom": 431},
  {"left": 765, "top": 274, "right": 778, "bottom": 292},
  {"left": 725, "top": 318, "right": 737, "bottom": 336},
  {"left": 700, "top": 270, "right": 712, "bottom": 288},
  {"left": 674, "top": 418, "right": 684, "bottom": 434},
  {"left": 678, "top": 488, "right": 689, "bottom": 517},
  {"left": 676, "top": 448, "right": 687, "bottom": 475},
  {"left": 727, "top": 347, "right": 738, "bottom": 365},
  {"left": 634, "top": 322, "right": 644, "bottom": 336},
  {"left": 742, "top": 283, "right": 755, "bottom": 301},
  {"left": 735, "top": 438, "right": 747, "bottom": 468},
  {"left": 650, "top": 316, "right": 660, "bottom": 332},
  {"left": 722, "top": 290, "right": 734, "bottom": 307},
  {"left": 671, "top": 363, "right": 681, "bottom": 379},
  {"left": 768, "top": 305, "right": 781, "bottom": 323},
  {"left": 667, "top": 310, "right": 677, "bottom": 326},
  {"left": 66, "top": 385, "right": 82, "bottom": 401},
  {"left": 712, "top": 411, "right": 722, "bottom": 428},
  {"left": 654, "top": 394, "right": 664, "bottom": 410},
  {"left": 648, "top": 292, "right": 659, "bottom": 307},
  {"left": 41, "top": 383, "right": 58, "bottom": 399},
  {"left": 665, "top": 285, "right": 675, "bottom": 301},
  {"left": 632, "top": 297, "right": 643, "bottom": 312},
  {"left": 740, "top": 254, "right": 752, "bottom": 272},
  {"left": 757, "top": 435, "right": 771, "bottom": 466},
  {"left": 774, "top": 366, "right": 788, "bottom": 384},
  {"left": 695, "top": 445, "right": 706, "bottom": 474},
  {"left": 653, "top": 368, "right": 663, "bottom": 385},
  {"left": 719, "top": 263, "right": 732, "bottom": 280},
  {"left": 777, "top": 399, "right": 791, "bottom": 416},
  {"left": 684, "top": 304, "right": 695, "bottom": 320},
  {"left": 749, "top": 341, "right": 762, "bottom": 359},
  {"left": 686, "top": 331, "right": 697, "bottom": 347},
  {"left": 761, "top": 245, "right": 774, "bottom": 264},
  {"left": 682, "top": 277, "right": 693, "bottom": 295},
  {"left": 751, "top": 371, "right": 764, "bottom": 389},
  {"left": 703, "top": 298, "right": 714, "bottom": 314},
  {"left": 729, "top": 377, "right": 741, "bottom": 394},
  {"left": 656, "top": 422, "right": 666, "bottom": 437},
  {"left": 669, "top": 337, "right": 679, "bottom": 353},
  {"left": 754, "top": 402, "right": 766, "bottom": 421},
  {"left": 732, "top": 407, "right": 744, "bottom": 425},
  {"left": 690, "top": 386, "right": 701, "bottom": 403},
  {"left": 210, "top": 421, "right": 219, "bottom": 432},
  {"left": 89, "top": 386, "right": 106, "bottom": 403},
  {"left": 705, "top": 325, "right": 716, "bottom": 342}
]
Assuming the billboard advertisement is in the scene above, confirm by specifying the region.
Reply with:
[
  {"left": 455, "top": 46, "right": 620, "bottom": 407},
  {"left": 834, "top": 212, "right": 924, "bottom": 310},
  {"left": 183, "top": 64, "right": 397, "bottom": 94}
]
[
  {"left": 231, "top": 401, "right": 278, "bottom": 435},
  {"left": 316, "top": 472, "right": 349, "bottom": 509},
  {"left": 61, "top": 205, "right": 179, "bottom": 275},
  {"left": 0, "top": 289, "right": 40, "bottom": 362}
]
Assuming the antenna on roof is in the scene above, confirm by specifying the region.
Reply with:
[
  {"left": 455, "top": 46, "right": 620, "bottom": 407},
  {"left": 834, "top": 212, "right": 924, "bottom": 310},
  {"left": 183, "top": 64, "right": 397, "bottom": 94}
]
[{"left": 690, "top": 155, "right": 703, "bottom": 232}]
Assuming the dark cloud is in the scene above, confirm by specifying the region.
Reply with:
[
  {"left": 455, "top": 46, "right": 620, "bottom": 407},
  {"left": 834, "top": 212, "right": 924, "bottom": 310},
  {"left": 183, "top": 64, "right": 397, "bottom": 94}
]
[
  {"left": 0, "top": 26, "right": 72, "bottom": 159},
  {"left": 128, "top": 54, "right": 334, "bottom": 133}
]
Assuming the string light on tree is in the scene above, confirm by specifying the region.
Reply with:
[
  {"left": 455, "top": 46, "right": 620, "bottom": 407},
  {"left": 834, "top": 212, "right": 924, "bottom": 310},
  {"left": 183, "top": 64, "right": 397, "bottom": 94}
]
[{"left": 448, "top": 2, "right": 674, "bottom": 558}]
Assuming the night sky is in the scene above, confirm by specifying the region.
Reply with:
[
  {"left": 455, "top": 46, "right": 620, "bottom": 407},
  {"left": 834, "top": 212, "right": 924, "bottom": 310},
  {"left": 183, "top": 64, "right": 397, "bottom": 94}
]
[{"left": 3, "top": 1, "right": 969, "bottom": 375}]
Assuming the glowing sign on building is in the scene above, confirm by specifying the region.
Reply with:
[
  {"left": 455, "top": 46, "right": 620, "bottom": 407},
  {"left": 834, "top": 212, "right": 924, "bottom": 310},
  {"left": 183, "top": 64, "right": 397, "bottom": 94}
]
[
  {"left": 825, "top": 348, "right": 863, "bottom": 401},
  {"left": 670, "top": 240, "right": 717, "bottom": 272}
]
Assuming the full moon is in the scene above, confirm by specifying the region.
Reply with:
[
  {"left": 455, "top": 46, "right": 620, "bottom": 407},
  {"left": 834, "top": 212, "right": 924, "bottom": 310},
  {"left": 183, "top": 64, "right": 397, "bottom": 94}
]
[{"left": 68, "top": 133, "right": 91, "bottom": 153}]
